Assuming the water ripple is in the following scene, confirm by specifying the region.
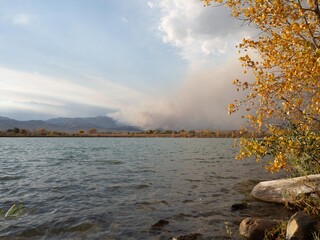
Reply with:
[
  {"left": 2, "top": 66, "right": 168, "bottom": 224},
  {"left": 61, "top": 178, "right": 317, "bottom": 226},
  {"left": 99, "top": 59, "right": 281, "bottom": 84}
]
[{"left": 0, "top": 138, "right": 288, "bottom": 239}]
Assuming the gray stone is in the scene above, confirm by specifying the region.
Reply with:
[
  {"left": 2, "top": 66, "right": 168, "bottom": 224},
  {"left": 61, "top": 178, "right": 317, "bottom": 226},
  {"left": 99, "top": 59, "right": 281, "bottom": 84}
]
[
  {"left": 286, "top": 211, "right": 317, "bottom": 240},
  {"left": 251, "top": 174, "right": 320, "bottom": 204},
  {"left": 239, "top": 217, "right": 281, "bottom": 240}
]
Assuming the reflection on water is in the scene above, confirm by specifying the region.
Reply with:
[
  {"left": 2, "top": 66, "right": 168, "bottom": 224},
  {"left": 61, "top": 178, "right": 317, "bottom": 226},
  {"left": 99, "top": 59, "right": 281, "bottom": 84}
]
[{"left": 0, "top": 138, "right": 290, "bottom": 239}]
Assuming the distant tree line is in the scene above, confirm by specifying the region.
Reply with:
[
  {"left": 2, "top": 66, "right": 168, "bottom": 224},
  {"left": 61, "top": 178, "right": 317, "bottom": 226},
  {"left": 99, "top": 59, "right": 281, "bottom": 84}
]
[{"left": 0, "top": 127, "right": 266, "bottom": 138}]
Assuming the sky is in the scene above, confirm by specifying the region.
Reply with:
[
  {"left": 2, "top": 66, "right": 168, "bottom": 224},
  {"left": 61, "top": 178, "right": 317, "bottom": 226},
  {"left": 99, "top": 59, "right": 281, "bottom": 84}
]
[{"left": 0, "top": 0, "right": 253, "bottom": 130}]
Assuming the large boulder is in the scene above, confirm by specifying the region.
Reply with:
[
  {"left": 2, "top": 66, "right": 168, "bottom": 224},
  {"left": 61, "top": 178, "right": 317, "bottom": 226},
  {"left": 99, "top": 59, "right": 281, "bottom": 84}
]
[
  {"left": 239, "top": 217, "right": 281, "bottom": 240},
  {"left": 251, "top": 174, "right": 320, "bottom": 204},
  {"left": 286, "top": 211, "right": 318, "bottom": 240}
]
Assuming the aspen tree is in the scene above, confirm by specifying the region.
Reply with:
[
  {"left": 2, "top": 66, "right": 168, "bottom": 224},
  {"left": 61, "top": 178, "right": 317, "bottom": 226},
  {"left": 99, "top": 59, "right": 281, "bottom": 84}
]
[{"left": 204, "top": 0, "right": 320, "bottom": 173}]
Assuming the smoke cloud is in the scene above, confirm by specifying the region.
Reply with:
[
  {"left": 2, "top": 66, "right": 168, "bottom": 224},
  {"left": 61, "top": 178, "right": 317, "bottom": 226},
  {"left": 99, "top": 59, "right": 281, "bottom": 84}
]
[
  {"left": 110, "top": 57, "right": 249, "bottom": 130},
  {"left": 109, "top": 0, "right": 253, "bottom": 130}
]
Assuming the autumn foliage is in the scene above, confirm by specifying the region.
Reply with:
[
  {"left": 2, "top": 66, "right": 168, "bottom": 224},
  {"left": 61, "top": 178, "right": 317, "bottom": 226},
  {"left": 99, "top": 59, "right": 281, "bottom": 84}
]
[{"left": 204, "top": 0, "right": 320, "bottom": 173}]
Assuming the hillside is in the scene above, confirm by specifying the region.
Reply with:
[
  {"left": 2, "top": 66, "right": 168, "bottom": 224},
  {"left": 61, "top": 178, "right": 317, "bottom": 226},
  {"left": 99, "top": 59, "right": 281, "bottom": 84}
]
[{"left": 0, "top": 116, "right": 141, "bottom": 132}]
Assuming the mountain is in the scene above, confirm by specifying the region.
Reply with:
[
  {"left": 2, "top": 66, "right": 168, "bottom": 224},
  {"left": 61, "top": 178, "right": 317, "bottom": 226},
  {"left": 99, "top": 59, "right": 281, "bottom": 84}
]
[
  {"left": 0, "top": 117, "right": 54, "bottom": 131},
  {"left": 0, "top": 116, "right": 141, "bottom": 132}
]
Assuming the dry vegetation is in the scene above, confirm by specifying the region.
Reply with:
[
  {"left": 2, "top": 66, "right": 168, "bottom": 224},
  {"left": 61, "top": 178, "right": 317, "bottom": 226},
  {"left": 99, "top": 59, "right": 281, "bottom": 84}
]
[{"left": 0, "top": 127, "right": 264, "bottom": 138}]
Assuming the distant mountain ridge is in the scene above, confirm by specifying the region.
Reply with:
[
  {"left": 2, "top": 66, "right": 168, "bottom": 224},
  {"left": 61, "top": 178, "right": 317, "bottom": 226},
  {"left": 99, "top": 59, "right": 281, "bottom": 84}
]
[{"left": 0, "top": 116, "right": 141, "bottom": 132}]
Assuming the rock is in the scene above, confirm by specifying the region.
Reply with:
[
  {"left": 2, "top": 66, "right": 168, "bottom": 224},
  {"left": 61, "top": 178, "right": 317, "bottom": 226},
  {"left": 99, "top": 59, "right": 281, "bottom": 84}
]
[
  {"left": 251, "top": 174, "right": 320, "bottom": 204},
  {"left": 286, "top": 211, "right": 318, "bottom": 240},
  {"left": 172, "top": 233, "right": 203, "bottom": 240},
  {"left": 150, "top": 219, "right": 169, "bottom": 230},
  {"left": 239, "top": 217, "right": 281, "bottom": 240},
  {"left": 231, "top": 202, "right": 250, "bottom": 211}
]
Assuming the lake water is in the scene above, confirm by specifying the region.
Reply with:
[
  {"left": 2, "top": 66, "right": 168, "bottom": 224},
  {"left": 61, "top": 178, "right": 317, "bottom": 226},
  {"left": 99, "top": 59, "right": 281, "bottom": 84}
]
[{"left": 0, "top": 138, "right": 290, "bottom": 239}]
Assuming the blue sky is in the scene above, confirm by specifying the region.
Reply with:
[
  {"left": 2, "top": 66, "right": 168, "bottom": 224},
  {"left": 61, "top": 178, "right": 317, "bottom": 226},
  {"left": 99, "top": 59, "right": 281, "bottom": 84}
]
[{"left": 0, "top": 0, "right": 252, "bottom": 129}]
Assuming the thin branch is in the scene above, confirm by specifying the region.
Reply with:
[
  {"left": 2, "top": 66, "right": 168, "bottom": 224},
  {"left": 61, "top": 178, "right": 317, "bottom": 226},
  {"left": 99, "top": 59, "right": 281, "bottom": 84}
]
[{"left": 281, "top": 96, "right": 320, "bottom": 123}]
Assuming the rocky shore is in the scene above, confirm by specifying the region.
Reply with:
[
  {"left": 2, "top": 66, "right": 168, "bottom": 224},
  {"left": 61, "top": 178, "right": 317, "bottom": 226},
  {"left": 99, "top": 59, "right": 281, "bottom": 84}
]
[
  {"left": 149, "top": 174, "right": 320, "bottom": 240},
  {"left": 239, "top": 174, "right": 320, "bottom": 240}
]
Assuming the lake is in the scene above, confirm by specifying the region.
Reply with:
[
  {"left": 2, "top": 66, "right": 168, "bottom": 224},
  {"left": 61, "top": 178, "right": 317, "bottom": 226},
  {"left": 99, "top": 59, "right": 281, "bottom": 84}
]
[{"left": 0, "top": 138, "right": 289, "bottom": 239}]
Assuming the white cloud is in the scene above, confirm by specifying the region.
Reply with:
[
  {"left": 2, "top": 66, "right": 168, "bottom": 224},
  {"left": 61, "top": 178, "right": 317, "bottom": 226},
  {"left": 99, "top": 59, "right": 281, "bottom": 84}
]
[
  {"left": 156, "top": 0, "right": 248, "bottom": 66},
  {"left": 0, "top": 67, "right": 144, "bottom": 118},
  {"left": 121, "top": 17, "right": 128, "bottom": 23},
  {"left": 12, "top": 14, "right": 32, "bottom": 25},
  {"left": 0, "top": 12, "right": 34, "bottom": 26},
  {"left": 147, "top": 1, "right": 155, "bottom": 8},
  {"left": 201, "top": 38, "right": 227, "bottom": 55}
]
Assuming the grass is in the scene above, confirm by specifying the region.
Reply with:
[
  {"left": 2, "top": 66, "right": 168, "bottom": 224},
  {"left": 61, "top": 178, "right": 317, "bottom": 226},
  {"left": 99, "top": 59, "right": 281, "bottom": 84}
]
[{"left": 0, "top": 203, "right": 25, "bottom": 218}]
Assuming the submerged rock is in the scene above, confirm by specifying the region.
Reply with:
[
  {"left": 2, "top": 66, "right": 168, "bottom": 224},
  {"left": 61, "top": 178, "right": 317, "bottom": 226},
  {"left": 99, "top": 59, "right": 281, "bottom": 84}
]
[
  {"left": 172, "top": 233, "right": 203, "bottom": 240},
  {"left": 251, "top": 174, "right": 320, "bottom": 204},
  {"left": 239, "top": 217, "right": 281, "bottom": 240},
  {"left": 231, "top": 202, "right": 250, "bottom": 211},
  {"left": 150, "top": 219, "right": 169, "bottom": 230},
  {"left": 286, "top": 211, "right": 318, "bottom": 240}
]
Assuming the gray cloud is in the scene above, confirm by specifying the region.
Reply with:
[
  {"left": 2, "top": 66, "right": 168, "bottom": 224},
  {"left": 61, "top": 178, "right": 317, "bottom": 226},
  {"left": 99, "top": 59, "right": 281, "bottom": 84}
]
[{"left": 193, "top": 6, "right": 240, "bottom": 37}]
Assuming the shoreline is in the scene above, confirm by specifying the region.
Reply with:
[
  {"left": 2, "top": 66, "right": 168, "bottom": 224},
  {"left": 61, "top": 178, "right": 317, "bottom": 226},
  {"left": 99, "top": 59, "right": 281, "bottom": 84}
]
[
  {"left": 0, "top": 129, "right": 265, "bottom": 138},
  {"left": 0, "top": 135, "right": 237, "bottom": 138}
]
